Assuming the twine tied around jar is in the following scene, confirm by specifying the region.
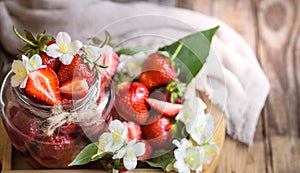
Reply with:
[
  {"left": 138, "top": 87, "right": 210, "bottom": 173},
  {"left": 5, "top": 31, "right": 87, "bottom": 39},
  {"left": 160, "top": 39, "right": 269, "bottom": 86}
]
[{"left": 42, "top": 80, "right": 108, "bottom": 136}]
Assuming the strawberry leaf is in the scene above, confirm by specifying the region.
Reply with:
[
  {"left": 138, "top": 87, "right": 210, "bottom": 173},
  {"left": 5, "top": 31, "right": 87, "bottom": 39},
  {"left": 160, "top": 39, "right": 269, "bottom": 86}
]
[
  {"left": 68, "top": 142, "right": 100, "bottom": 166},
  {"left": 159, "top": 26, "right": 219, "bottom": 84},
  {"left": 40, "top": 35, "right": 53, "bottom": 45},
  {"left": 24, "top": 29, "right": 36, "bottom": 43},
  {"left": 116, "top": 45, "right": 149, "bottom": 56},
  {"left": 146, "top": 153, "right": 175, "bottom": 171}
]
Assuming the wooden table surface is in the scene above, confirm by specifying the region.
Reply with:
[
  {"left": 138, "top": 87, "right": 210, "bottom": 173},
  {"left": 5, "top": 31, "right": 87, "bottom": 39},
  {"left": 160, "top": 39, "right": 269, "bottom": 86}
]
[{"left": 0, "top": 0, "right": 299, "bottom": 173}]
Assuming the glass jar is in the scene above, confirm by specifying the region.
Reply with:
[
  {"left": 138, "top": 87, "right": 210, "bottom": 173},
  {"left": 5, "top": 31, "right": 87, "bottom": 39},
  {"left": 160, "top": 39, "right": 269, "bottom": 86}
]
[{"left": 0, "top": 69, "right": 114, "bottom": 168}]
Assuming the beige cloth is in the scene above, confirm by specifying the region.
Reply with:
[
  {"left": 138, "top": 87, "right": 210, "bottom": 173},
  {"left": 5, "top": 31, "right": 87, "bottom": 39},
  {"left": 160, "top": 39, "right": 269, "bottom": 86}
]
[{"left": 0, "top": 0, "right": 270, "bottom": 145}]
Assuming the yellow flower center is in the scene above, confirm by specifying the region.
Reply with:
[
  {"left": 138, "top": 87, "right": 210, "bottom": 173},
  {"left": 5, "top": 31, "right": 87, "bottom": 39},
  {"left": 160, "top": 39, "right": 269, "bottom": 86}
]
[
  {"left": 59, "top": 43, "right": 68, "bottom": 54},
  {"left": 98, "top": 140, "right": 106, "bottom": 151},
  {"left": 29, "top": 59, "right": 37, "bottom": 67},
  {"left": 16, "top": 68, "right": 26, "bottom": 77},
  {"left": 112, "top": 131, "right": 122, "bottom": 142},
  {"left": 184, "top": 155, "right": 195, "bottom": 165},
  {"left": 205, "top": 149, "right": 211, "bottom": 155},
  {"left": 127, "top": 149, "right": 135, "bottom": 157}
]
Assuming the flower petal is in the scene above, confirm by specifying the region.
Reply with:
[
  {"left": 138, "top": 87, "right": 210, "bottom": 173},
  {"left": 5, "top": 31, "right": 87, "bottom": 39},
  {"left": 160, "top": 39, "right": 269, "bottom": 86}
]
[
  {"left": 109, "top": 120, "right": 124, "bottom": 133},
  {"left": 21, "top": 55, "right": 29, "bottom": 62},
  {"left": 11, "top": 75, "right": 24, "bottom": 87},
  {"left": 113, "top": 147, "right": 126, "bottom": 159},
  {"left": 123, "top": 156, "right": 137, "bottom": 170},
  {"left": 84, "top": 45, "right": 102, "bottom": 62},
  {"left": 56, "top": 32, "right": 71, "bottom": 46},
  {"left": 68, "top": 40, "right": 83, "bottom": 55},
  {"left": 134, "top": 142, "right": 145, "bottom": 157},
  {"left": 20, "top": 77, "right": 28, "bottom": 88},
  {"left": 29, "top": 54, "right": 43, "bottom": 70},
  {"left": 46, "top": 44, "right": 62, "bottom": 58},
  {"left": 59, "top": 54, "right": 74, "bottom": 65}
]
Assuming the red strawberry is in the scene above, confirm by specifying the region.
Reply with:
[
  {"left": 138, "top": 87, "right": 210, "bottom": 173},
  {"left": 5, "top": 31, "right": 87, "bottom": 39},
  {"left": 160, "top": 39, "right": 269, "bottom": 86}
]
[
  {"left": 59, "top": 123, "right": 77, "bottom": 135},
  {"left": 139, "top": 53, "right": 176, "bottom": 89},
  {"left": 25, "top": 68, "right": 61, "bottom": 105},
  {"left": 146, "top": 112, "right": 162, "bottom": 125},
  {"left": 7, "top": 102, "right": 20, "bottom": 119},
  {"left": 11, "top": 108, "right": 40, "bottom": 142},
  {"left": 115, "top": 82, "right": 149, "bottom": 125},
  {"left": 142, "top": 116, "right": 173, "bottom": 149},
  {"left": 59, "top": 77, "right": 89, "bottom": 99},
  {"left": 98, "top": 45, "right": 119, "bottom": 77},
  {"left": 61, "top": 97, "right": 75, "bottom": 105},
  {"left": 146, "top": 98, "right": 182, "bottom": 117},
  {"left": 39, "top": 51, "right": 61, "bottom": 72},
  {"left": 57, "top": 55, "right": 94, "bottom": 85},
  {"left": 137, "top": 140, "right": 153, "bottom": 161},
  {"left": 45, "top": 39, "right": 56, "bottom": 46},
  {"left": 35, "top": 134, "right": 77, "bottom": 167},
  {"left": 123, "top": 121, "right": 142, "bottom": 141}
]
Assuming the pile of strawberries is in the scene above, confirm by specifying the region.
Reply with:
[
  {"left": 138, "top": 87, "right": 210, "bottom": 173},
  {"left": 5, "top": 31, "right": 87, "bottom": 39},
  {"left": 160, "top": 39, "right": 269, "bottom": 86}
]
[
  {"left": 114, "top": 53, "right": 184, "bottom": 160},
  {"left": 8, "top": 31, "right": 119, "bottom": 167}
]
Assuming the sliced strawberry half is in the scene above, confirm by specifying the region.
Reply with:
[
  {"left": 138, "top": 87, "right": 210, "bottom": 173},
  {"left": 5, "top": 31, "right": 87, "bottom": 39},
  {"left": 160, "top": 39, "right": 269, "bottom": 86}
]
[
  {"left": 59, "top": 77, "right": 89, "bottom": 99},
  {"left": 25, "top": 68, "right": 61, "bottom": 105},
  {"left": 146, "top": 98, "right": 182, "bottom": 117}
]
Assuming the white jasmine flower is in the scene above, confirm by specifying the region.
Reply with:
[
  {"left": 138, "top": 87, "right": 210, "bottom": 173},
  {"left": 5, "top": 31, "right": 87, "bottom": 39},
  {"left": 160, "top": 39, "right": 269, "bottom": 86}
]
[
  {"left": 176, "top": 97, "right": 206, "bottom": 132},
  {"left": 83, "top": 45, "right": 103, "bottom": 62},
  {"left": 97, "top": 132, "right": 112, "bottom": 153},
  {"left": 11, "top": 60, "right": 28, "bottom": 88},
  {"left": 113, "top": 140, "right": 145, "bottom": 170},
  {"left": 200, "top": 141, "right": 219, "bottom": 164},
  {"left": 22, "top": 54, "right": 46, "bottom": 71},
  {"left": 11, "top": 54, "right": 45, "bottom": 88},
  {"left": 107, "top": 120, "right": 127, "bottom": 152},
  {"left": 173, "top": 138, "right": 204, "bottom": 173},
  {"left": 46, "top": 32, "right": 82, "bottom": 65},
  {"left": 188, "top": 113, "right": 215, "bottom": 144},
  {"left": 117, "top": 52, "right": 147, "bottom": 77}
]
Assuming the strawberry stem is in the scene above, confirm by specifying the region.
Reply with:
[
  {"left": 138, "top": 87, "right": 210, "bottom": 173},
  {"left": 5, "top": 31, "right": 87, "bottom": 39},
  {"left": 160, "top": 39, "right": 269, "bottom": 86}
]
[
  {"left": 170, "top": 42, "right": 184, "bottom": 61},
  {"left": 13, "top": 26, "right": 37, "bottom": 47}
]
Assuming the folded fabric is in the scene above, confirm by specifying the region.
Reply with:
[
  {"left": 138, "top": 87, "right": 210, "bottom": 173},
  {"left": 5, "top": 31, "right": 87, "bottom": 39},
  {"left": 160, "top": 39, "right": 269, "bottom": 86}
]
[{"left": 0, "top": 0, "right": 270, "bottom": 145}]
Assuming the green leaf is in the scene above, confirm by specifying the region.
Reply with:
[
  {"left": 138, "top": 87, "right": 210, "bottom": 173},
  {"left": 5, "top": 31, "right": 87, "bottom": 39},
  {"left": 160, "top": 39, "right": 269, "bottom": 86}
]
[
  {"left": 24, "top": 29, "right": 36, "bottom": 42},
  {"left": 40, "top": 35, "right": 54, "bottom": 45},
  {"left": 68, "top": 142, "right": 99, "bottom": 166},
  {"left": 146, "top": 153, "right": 175, "bottom": 171},
  {"left": 39, "top": 44, "right": 47, "bottom": 52},
  {"left": 159, "top": 26, "right": 219, "bottom": 84},
  {"left": 91, "top": 37, "right": 102, "bottom": 45},
  {"left": 166, "top": 160, "right": 177, "bottom": 172},
  {"left": 91, "top": 152, "right": 107, "bottom": 162},
  {"left": 100, "top": 31, "right": 111, "bottom": 47},
  {"left": 116, "top": 45, "right": 149, "bottom": 56}
]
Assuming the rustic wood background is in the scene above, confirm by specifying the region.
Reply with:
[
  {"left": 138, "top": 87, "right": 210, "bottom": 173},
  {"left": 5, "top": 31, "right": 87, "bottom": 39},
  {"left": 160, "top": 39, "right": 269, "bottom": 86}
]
[{"left": 0, "top": 0, "right": 299, "bottom": 173}]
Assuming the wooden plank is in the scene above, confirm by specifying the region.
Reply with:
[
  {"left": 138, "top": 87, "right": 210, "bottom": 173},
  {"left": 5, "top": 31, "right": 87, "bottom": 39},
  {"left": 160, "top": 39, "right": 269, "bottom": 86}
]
[
  {"left": 178, "top": 0, "right": 267, "bottom": 173},
  {"left": 255, "top": 0, "right": 300, "bottom": 172}
]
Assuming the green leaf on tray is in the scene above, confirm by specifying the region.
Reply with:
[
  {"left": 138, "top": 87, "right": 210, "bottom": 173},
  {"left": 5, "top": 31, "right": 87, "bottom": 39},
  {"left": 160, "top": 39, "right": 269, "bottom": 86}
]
[
  {"left": 159, "top": 26, "right": 219, "bottom": 84},
  {"left": 146, "top": 153, "right": 175, "bottom": 171},
  {"left": 116, "top": 45, "right": 149, "bottom": 56},
  {"left": 68, "top": 142, "right": 101, "bottom": 166}
]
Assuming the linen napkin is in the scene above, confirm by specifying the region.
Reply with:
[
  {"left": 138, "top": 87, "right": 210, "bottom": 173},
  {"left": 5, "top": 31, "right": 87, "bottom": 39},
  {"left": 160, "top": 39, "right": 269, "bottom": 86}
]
[{"left": 0, "top": 0, "right": 270, "bottom": 145}]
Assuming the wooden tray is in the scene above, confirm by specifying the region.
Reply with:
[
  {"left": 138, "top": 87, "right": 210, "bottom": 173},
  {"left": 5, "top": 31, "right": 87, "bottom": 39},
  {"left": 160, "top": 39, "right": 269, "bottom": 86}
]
[{"left": 0, "top": 94, "right": 225, "bottom": 173}]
